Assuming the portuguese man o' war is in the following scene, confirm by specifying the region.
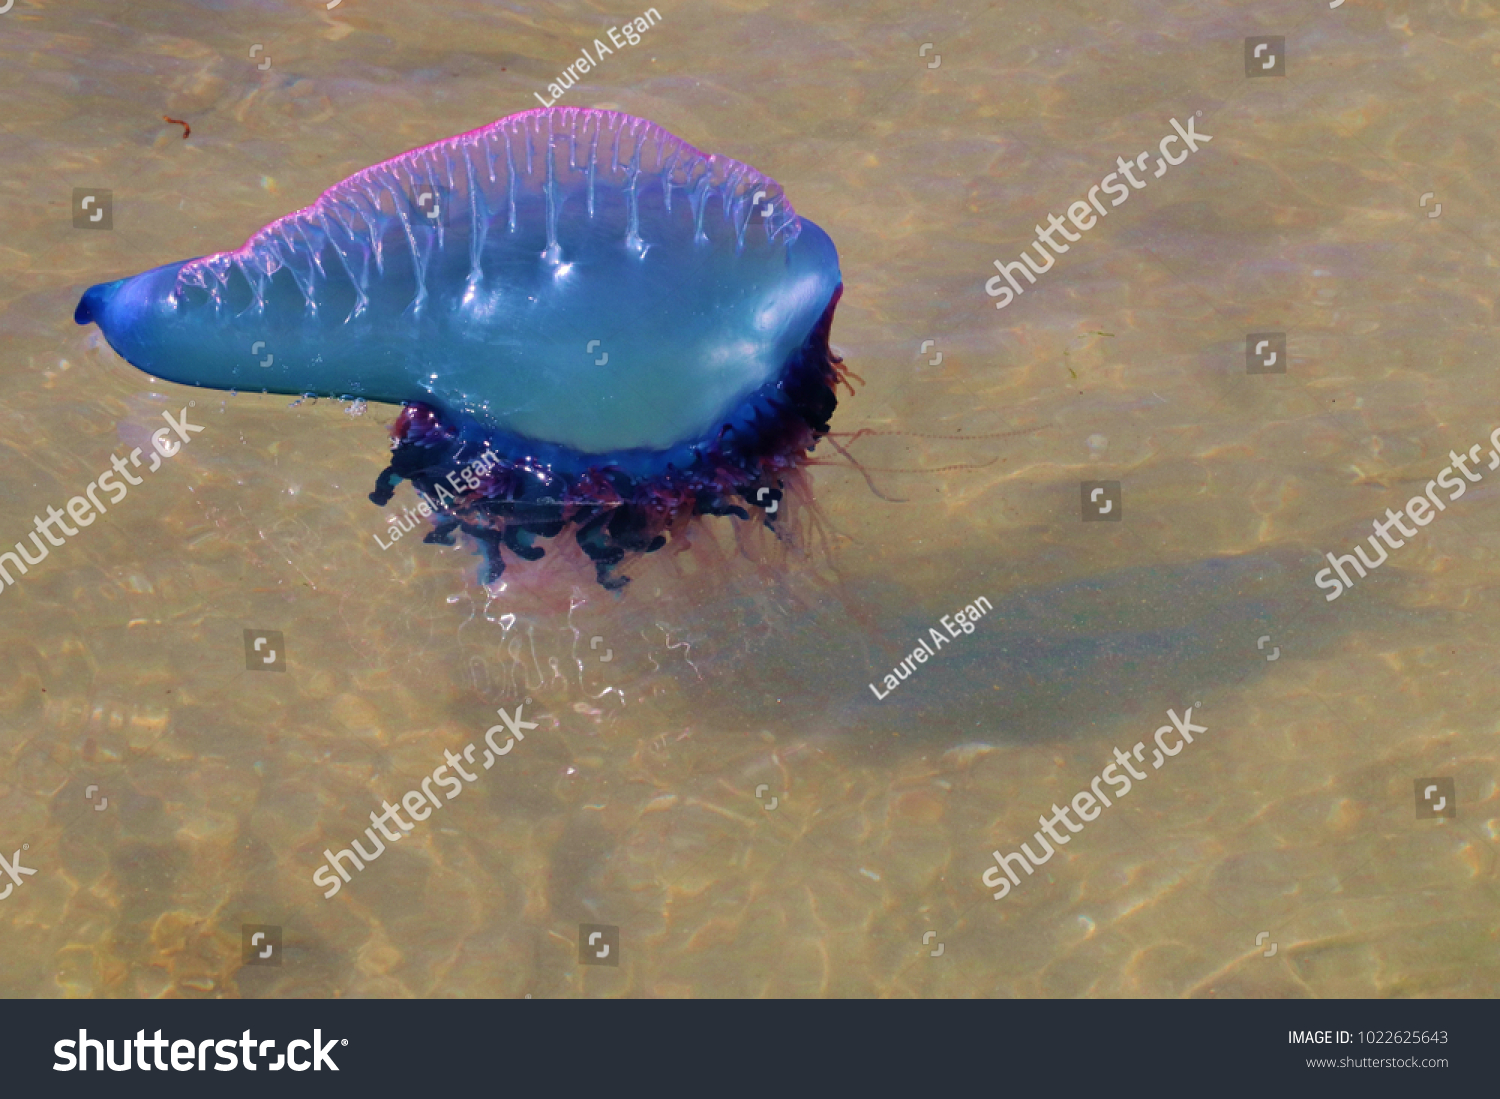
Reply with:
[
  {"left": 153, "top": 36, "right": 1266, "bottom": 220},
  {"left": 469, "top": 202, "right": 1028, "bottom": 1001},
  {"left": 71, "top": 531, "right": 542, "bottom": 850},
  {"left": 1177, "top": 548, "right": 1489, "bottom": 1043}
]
[{"left": 75, "top": 107, "right": 848, "bottom": 589}]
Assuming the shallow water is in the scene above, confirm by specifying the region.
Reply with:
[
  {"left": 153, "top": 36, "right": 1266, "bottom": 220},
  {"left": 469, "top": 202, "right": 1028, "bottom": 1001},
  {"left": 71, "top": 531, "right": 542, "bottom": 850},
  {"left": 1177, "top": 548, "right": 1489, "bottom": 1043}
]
[{"left": 2, "top": 0, "right": 1498, "bottom": 998}]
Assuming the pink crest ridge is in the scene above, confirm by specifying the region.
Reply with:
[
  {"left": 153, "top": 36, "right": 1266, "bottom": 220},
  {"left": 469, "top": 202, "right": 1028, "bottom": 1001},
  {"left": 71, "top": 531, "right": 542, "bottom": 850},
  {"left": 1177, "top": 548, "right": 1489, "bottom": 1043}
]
[{"left": 176, "top": 107, "right": 802, "bottom": 298}]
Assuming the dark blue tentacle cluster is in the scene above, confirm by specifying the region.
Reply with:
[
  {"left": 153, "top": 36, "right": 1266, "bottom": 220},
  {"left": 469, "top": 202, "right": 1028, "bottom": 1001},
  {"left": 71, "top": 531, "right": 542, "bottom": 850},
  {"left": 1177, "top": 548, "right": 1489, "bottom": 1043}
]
[{"left": 370, "top": 287, "right": 844, "bottom": 590}]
